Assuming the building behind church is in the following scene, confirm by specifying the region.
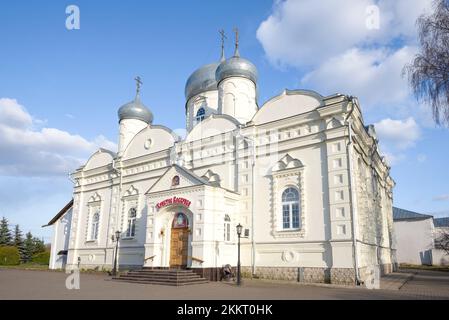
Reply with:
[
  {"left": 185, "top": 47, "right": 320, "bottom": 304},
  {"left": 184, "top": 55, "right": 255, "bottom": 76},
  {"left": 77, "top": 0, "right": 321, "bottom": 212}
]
[{"left": 46, "top": 35, "right": 396, "bottom": 285}]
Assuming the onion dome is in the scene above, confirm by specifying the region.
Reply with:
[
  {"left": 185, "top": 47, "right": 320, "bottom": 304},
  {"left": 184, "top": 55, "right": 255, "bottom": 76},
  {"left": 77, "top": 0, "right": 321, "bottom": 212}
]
[
  {"left": 185, "top": 63, "right": 220, "bottom": 102},
  {"left": 118, "top": 77, "right": 153, "bottom": 124},
  {"left": 215, "top": 29, "right": 258, "bottom": 85},
  {"left": 215, "top": 55, "right": 258, "bottom": 85}
]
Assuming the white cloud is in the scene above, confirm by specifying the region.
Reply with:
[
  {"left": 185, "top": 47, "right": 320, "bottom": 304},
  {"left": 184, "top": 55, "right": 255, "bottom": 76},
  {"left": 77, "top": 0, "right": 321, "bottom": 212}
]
[
  {"left": 257, "top": 0, "right": 432, "bottom": 67},
  {"left": 300, "top": 46, "right": 417, "bottom": 109},
  {"left": 374, "top": 117, "right": 421, "bottom": 150},
  {"left": 381, "top": 151, "right": 405, "bottom": 166},
  {"left": 0, "top": 98, "right": 117, "bottom": 177},
  {"left": 433, "top": 194, "right": 449, "bottom": 202},
  {"left": 373, "top": 117, "right": 421, "bottom": 165},
  {"left": 0, "top": 98, "right": 32, "bottom": 128},
  {"left": 256, "top": 0, "right": 433, "bottom": 118}
]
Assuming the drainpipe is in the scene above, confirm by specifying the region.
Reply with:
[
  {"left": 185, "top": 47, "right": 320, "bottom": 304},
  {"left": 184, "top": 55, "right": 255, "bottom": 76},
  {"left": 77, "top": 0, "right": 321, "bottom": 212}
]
[
  {"left": 250, "top": 136, "right": 256, "bottom": 277},
  {"left": 238, "top": 127, "right": 256, "bottom": 277},
  {"left": 344, "top": 96, "right": 361, "bottom": 285},
  {"left": 112, "top": 158, "right": 123, "bottom": 269}
]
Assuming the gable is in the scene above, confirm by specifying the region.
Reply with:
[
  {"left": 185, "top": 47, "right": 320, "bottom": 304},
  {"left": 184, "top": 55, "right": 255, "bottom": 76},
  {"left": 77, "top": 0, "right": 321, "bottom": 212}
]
[
  {"left": 252, "top": 89, "right": 323, "bottom": 125},
  {"left": 186, "top": 114, "right": 238, "bottom": 142},
  {"left": 123, "top": 125, "right": 177, "bottom": 160},
  {"left": 146, "top": 165, "right": 208, "bottom": 194},
  {"left": 84, "top": 149, "right": 115, "bottom": 170}
]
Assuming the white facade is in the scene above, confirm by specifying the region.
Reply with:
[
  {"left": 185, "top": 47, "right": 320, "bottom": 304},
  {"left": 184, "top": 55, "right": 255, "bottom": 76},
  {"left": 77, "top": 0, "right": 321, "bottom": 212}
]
[
  {"left": 394, "top": 218, "right": 435, "bottom": 265},
  {"left": 49, "top": 51, "right": 396, "bottom": 285},
  {"left": 393, "top": 211, "right": 449, "bottom": 266},
  {"left": 48, "top": 204, "right": 72, "bottom": 269}
]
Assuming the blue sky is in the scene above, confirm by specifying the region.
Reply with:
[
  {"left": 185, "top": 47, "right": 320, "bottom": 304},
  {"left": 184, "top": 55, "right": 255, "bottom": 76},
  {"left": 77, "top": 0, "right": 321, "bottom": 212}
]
[{"left": 0, "top": 0, "right": 448, "bottom": 242}]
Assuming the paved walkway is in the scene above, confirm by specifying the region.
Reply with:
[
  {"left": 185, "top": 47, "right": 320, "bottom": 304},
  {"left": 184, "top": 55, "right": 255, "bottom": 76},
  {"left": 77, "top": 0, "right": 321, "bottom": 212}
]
[{"left": 0, "top": 268, "right": 448, "bottom": 300}]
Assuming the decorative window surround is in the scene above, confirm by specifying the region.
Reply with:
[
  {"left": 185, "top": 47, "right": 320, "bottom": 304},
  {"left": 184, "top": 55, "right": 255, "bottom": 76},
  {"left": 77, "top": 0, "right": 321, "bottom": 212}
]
[
  {"left": 86, "top": 192, "right": 102, "bottom": 243},
  {"left": 121, "top": 185, "right": 140, "bottom": 240},
  {"left": 270, "top": 154, "right": 306, "bottom": 238}
]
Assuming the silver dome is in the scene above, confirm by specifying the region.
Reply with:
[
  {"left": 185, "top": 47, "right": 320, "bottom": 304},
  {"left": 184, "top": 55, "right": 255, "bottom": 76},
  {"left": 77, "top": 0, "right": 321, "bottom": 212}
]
[
  {"left": 185, "top": 63, "right": 219, "bottom": 102},
  {"left": 118, "top": 94, "right": 153, "bottom": 124},
  {"left": 215, "top": 56, "right": 258, "bottom": 84}
]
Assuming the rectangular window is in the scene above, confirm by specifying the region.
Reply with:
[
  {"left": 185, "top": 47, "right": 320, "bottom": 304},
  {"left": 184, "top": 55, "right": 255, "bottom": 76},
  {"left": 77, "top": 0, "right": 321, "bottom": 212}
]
[
  {"left": 283, "top": 205, "right": 290, "bottom": 229},
  {"left": 226, "top": 224, "right": 230, "bottom": 242},
  {"left": 292, "top": 204, "right": 300, "bottom": 229}
]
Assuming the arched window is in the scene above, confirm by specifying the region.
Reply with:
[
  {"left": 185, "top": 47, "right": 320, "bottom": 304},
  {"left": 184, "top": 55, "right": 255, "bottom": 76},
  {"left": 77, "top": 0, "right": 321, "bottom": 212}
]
[
  {"left": 90, "top": 212, "right": 100, "bottom": 240},
  {"left": 126, "top": 207, "right": 137, "bottom": 238},
  {"left": 282, "top": 187, "right": 301, "bottom": 229},
  {"left": 224, "top": 214, "right": 231, "bottom": 242},
  {"left": 196, "top": 107, "right": 205, "bottom": 122},
  {"left": 172, "top": 175, "right": 180, "bottom": 187}
]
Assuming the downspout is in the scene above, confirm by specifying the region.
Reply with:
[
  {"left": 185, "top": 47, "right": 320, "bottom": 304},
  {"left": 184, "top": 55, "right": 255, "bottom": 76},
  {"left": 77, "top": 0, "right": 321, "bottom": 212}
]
[
  {"left": 250, "top": 135, "right": 256, "bottom": 277},
  {"left": 67, "top": 172, "right": 77, "bottom": 269},
  {"left": 344, "top": 96, "right": 361, "bottom": 285},
  {"left": 112, "top": 158, "right": 123, "bottom": 269},
  {"left": 238, "top": 126, "right": 256, "bottom": 277}
]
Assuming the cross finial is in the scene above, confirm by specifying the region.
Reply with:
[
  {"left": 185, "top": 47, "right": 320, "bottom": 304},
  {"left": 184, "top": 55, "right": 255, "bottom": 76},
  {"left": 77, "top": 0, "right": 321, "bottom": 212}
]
[
  {"left": 219, "top": 29, "right": 227, "bottom": 61},
  {"left": 134, "top": 76, "right": 143, "bottom": 96},
  {"left": 233, "top": 27, "right": 240, "bottom": 57}
]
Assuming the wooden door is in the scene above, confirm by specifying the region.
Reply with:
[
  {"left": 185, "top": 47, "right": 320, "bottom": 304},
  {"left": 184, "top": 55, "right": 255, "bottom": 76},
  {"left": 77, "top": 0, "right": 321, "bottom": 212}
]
[{"left": 170, "top": 227, "right": 189, "bottom": 268}]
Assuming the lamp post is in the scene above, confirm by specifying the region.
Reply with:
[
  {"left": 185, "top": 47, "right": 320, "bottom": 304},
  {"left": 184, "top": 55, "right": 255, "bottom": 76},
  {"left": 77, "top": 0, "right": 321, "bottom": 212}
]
[
  {"left": 112, "top": 230, "right": 121, "bottom": 276},
  {"left": 236, "top": 223, "right": 243, "bottom": 286}
]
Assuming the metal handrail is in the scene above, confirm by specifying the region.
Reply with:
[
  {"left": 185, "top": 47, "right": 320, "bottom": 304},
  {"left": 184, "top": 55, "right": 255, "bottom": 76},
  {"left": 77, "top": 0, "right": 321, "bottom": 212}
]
[
  {"left": 188, "top": 256, "right": 204, "bottom": 264},
  {"left": 144, "top": 255, "right": 156, "bottom": 263}
]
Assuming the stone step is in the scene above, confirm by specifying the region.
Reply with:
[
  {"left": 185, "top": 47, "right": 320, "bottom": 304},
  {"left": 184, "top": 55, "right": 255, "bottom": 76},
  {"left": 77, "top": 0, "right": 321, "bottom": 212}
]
[
  {"left": 127, "top": 270, "right": 196, "bottom": 276},
  {"left": 121, "top": 274, "right": 202, "bottom": 281},
  {"left": 112, "top": 268, "right": 208, "bottom": 286},
  {"left": 112, "top": 277, "right": 209, "bottom": 286}
]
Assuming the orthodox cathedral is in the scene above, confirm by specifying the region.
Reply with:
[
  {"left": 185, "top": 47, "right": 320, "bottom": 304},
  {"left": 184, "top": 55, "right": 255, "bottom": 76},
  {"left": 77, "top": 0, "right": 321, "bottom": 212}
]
[{"left": 47, "top": 32, "right": 396, "bottom": 285}]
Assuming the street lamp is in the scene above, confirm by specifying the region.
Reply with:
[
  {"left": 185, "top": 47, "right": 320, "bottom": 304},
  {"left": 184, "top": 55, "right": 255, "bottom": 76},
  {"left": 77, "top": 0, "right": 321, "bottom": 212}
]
[
  {"left": 236, "top": 223, "right": 243, "bottom": 286},
  {"left": 111, "top": 230, "right": 121, "bottom": 276}
]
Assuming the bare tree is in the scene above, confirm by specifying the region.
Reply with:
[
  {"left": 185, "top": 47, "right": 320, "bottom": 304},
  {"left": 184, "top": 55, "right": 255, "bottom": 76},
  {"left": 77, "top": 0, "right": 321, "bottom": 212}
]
[
  {"left": 403, "top": 0, "right": 449, "bottom": 127},
  {"left": 435, "top": 230, "right": 449, "bottom": 255}
]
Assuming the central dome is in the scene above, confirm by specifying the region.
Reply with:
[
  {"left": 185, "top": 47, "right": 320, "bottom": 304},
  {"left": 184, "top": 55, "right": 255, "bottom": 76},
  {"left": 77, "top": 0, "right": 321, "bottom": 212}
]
[
  {"left": 185, "top": 63, "right": 219, "bottom": 102},
  {"left": 118, "top": 94, "right": 153, "bottom": 124},
  {"left": 215, "top": 56, "right": 258, "bottom": 85}
]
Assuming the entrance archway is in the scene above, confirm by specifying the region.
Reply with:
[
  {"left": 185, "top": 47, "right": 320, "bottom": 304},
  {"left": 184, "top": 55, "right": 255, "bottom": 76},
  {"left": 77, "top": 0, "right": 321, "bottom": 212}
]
[{"left": 170, "top": 212, "right": 189, "bottom": 268}]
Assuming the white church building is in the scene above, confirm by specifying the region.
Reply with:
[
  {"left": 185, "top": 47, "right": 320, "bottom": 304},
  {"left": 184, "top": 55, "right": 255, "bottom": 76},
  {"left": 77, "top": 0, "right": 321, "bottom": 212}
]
[{"left": 47, "top": 35, "right": 396, "bottom": 285}]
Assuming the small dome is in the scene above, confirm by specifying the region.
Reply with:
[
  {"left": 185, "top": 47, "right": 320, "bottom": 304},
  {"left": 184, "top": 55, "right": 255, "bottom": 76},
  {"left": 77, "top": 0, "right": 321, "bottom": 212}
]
[
  {"left": 185, "top": 63, "right": 219, "bottom": 102},
  {"left": 118, "top": 94, "right": 153, "bottom": 124},
  {"left": 215, "top": 56, "right": 258, "bottom": 84}
]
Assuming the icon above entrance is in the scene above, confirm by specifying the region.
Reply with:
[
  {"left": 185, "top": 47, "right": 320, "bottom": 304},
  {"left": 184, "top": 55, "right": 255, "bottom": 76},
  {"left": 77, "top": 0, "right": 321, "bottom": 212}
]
[{"left": 170, "top": 212, "right": 190, "bottom": 268}]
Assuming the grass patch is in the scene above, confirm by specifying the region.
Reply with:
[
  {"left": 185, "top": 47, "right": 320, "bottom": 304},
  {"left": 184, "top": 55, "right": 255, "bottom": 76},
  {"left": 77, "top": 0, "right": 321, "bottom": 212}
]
[
  {"left": 0, "top": 263, "right": 52, "bottom": 271},
  {"left": 400, "top": 263, "right": 449, "bottom": 272}
]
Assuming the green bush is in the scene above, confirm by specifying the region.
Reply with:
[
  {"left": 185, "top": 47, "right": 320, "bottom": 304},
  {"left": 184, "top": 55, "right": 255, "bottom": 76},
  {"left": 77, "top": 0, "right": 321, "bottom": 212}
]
[
  {"left": 0, "top": 246, "right": 20, "bottom": 265},
  {"left": 31, "top": 251, "right": 50, "bottom": 265}
]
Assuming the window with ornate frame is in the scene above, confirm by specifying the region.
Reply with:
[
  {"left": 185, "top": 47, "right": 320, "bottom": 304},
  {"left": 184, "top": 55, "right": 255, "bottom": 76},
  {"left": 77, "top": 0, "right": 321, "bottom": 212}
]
[
  {"left": 281, "top": 187, "right": 301, "bottom": 230},
  {"left": 270, "top": 154, "right": 305, "bottom": 238},
  {"left": 90, "top": 211, "right": 100, "bottom": 240},
  {"left": 86, "top": 192, "right": 101, "bottom": 243},
  {"left": 126, "top": 207, "right": 137, "bottom": 238},
  {"left": 121, "top": 185, "right": 139, "bottom": 240}
]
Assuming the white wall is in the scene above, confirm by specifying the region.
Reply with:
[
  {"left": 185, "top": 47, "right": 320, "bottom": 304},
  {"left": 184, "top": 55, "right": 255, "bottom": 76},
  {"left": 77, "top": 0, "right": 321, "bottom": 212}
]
[
  {"left": 49, "top": 208, "right": 72, "bottom": 270},
  {"left": 394, "top": 219, "right": 434, "bottom": 265}
]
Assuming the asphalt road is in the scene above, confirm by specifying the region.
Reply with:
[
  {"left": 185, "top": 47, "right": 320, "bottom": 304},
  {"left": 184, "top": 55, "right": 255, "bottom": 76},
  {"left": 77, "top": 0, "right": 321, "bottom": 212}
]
[{"left": 0, "top": 268, "right": 448, "bottom": 300}]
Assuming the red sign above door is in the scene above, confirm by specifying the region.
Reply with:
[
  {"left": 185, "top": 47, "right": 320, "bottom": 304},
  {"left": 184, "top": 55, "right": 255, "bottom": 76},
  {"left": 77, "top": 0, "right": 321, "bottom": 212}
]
[{"left": 156, "top": 196, "right": 191, "bottom": 210}]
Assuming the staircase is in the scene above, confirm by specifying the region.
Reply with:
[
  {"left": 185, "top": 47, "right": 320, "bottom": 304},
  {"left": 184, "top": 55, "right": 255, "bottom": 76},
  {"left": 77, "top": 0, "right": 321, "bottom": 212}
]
[{"left": 112, "top": 268, "right": 208, "bottom": 286}]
